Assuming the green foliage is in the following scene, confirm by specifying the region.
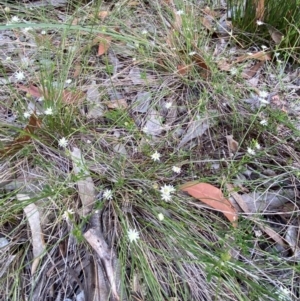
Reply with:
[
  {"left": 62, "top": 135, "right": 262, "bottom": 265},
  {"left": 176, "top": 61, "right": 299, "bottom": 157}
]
[{"left": 228, "top": 0, "right": 300, "bottom": 54}]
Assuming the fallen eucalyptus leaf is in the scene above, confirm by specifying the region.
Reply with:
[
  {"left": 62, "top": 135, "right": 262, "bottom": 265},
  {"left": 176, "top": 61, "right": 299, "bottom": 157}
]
[{"left": 18, "top": 194, "right": 46, "bottom": 274}]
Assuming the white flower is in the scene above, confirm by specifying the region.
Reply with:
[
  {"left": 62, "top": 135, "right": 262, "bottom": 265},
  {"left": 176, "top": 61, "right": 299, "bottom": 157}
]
[
  {"left": 141, "top": 29, "right": 148, "bottom": 35},
  {"left": 14, "top": 71, "right": 25, "bottom": 81},
  {"left": 256, "top": 20, "right": 264, "bottom": 26},
  {"left": 172, "top": 166, "right": 181, "bottom": 174},
  {"left": 176, "top": 10, "right": 184, "bottom": 15},
  {"left": 44, "top": 107, "right": 53, "bottom": 115},
  {"left": 161, "top": 192, "right": 172, "bottom": 202},
  {"left": 230, "top": 67, "right": 238, "bottom": 75},
  {"left": 160, "top": 184, "right": 175, "bottom": 195},
  {"left": 254, "top": 229, "right": 262, "bottom": 237},
  {"left": 128, "top": 228, "right": 139, "bottom": 243},
  {"left": 254, "top": 142, "right": 261, "bottom": 150},
  {"left": 41, "top": 30, "right": 47, "bottom": 35},
  {"left": 65, "top": 78, "right": 72, "bottom": 84},
  {"left": 158, "top": 213, "right": 164, "bottom": 221},
  {"left": 151, "top": 151, "right": 161, "bottom": 161},
  {"left": 58, "top": 137, "right": 68, "bottom": 148},
  {"left": 247, "top": 147, "right": 256, "bottom": 155},
  {"left": 260, "top": 119, "right": 268, "bottom": 126},
  {"left": 259, "top": 90, "right": 269, "bottom": 98},
  {"left": 160, "top": 184, "right": 175, "bottom": 202},
  {"left": 11, "top": 16, "right": 20, "bottom": 23},
  {"left": 103, "top": 189, "right": 113, "bottom": 200},
  {"left": 23, "top": 111, "right": 31, "bottom": 118},
  {"left": 188, "top": 51, "right": 196, "bottom": 56},
  {"left": 62, "top": 209, "right": 74, "bottom": 220},
  {"left": 165, "top": 102, "right": 172, "bottom": 109}
]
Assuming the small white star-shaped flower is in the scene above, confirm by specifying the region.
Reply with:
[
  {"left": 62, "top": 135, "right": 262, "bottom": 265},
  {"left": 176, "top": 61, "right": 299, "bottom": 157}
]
[
  {"left": 103, "top": 189, "right": 113, "bottom": 200},
  {"left": 230, "top": 67, "right": 238, "bottom": 75},
  {"left": 256, "top": 20, "right": 264, "bottom": 26},
  {"left": 172, "top": 166, "right": 181, "bottom": 174},
  {"left": 44, "top": 107, "right": 53, "bottom": 115},
  {"left": 158, "top": 213, "right": 164, "bottom": 221},
  {"left": 254, "top": 142, "right": 261, "bottom": 150},
  {"left": 58, "top": 137, "right": 68, "bottom": 148},
  {"left": 41, "top": 30, "right": 47, "bottom": 35},
  {"left": 165, "top": 102, "right": 172, "bottom": 109},
  {"left": 11, "top": 16, "right": 20, "bottom": 23},
  {"left": 14, "top": 71, "right": 25, "bottom": 81},
  {"left": 161, "top": 192, "right": 172, "bottom": 202},
  {"left": 160, "top": 184, "right": 175, "bottom": 195},
  {"left": 259, "top": 91, "right": 269, "bottom": 98},
  {"left": 141, "top": 29, "right": 148, "bottom": 35},
  {"left": 188, "top": 51, "right": 196, "bottom": 56},
  {"left": 23, "top": 111, "right": 31, "bottom": 118},
  {"left": 128, "top": 228, "right": 139, "bottom": 243},
  {"left": 247, "top": 147, "right": 256, "bottom": 155},
  {"left": 260, "top": 119, "right": 268, "bottom": 126},
  {"left": 151, "top": 151, "right": 161, "bottom": 161},
  {"left": 62, "top": 209, "right": 74, "bottom": 220}
]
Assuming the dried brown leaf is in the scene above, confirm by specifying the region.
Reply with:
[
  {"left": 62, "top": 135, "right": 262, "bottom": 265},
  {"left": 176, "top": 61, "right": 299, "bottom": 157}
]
[
  {"left": 234, "top": 51, "right": 271, "bottom": 63},
  {"left": 104, "top": 99, "right": 128, "bottom": 109},
  {"left": 217, "top": 60, "right": 232, "bottom": 71},
  {"left": 98, "top": 11, "right": 109, "bottom": 21},
  {"left": 0, "top": 113, "right": 42, "bottom": 158},
  {"left": 180, "top": 182, "right": 238, "bottom": 226},
  {"left": 177, "top": 64, "right": 191, "bottom": 75},
  {"left": 255, "top": 0, "right": 265, "bottom": 21},
  {"left": 226, "top": 135, "right": 239, "bottom": 153},
  {"left": 17, "top": 84, "right": 42, "bottom": 98},
  {"left": 241, "top": 61, "right": 264, "bottom": 79},
  {"left": 200, "top": 16, "right": 214, "bottom": 31},
  {"left": 93, "top": 34, "right": 112, "bottom": 56}
]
